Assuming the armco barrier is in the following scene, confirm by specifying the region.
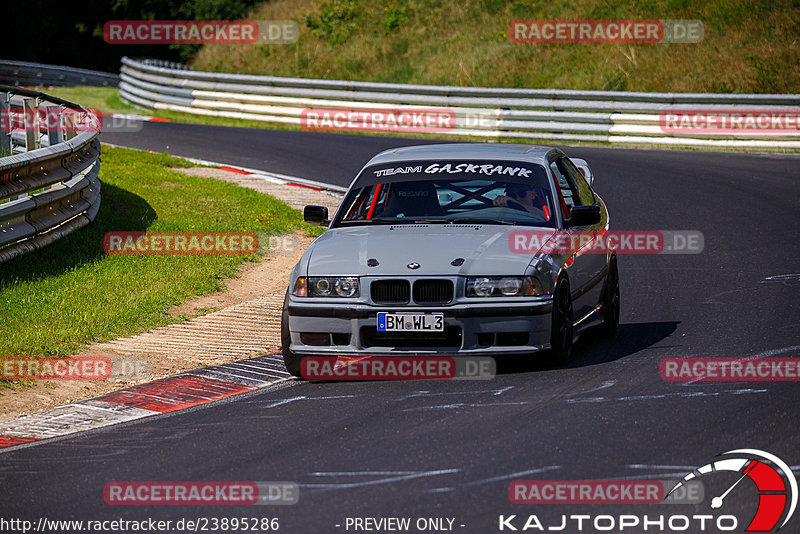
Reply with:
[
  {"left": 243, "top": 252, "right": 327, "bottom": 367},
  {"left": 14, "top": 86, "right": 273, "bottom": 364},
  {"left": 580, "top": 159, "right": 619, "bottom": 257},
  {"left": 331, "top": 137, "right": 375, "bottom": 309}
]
[
  {"left": 0, "top": 85, "right": 101, "bottom": 263},
  {"left": 119, "top": 57, "right": 800, "bottom": 149},
  {"left": 0, "top": 59, "right": 119, "bottom": 87}
]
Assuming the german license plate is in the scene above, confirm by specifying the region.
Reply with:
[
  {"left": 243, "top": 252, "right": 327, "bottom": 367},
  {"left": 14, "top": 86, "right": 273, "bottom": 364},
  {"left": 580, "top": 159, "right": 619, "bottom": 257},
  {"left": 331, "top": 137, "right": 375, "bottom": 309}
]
[{"left": 377, "top": 312, "right": 444, "bottom": 332}]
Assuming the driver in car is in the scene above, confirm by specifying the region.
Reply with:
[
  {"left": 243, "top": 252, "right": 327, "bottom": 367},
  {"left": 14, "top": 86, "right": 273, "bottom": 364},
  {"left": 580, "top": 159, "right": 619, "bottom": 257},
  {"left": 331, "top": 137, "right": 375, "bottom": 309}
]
[{"left": 492, "top": 183, "right": 547, "bottom": 220}]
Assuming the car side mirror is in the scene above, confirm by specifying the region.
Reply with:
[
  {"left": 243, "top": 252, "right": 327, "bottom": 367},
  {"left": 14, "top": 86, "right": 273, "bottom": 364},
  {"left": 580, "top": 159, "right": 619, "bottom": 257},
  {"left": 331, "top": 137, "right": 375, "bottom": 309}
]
[
  {"left": 568, "top": 204, "right": 601, "bottom": 226},
  {"left": 304, "top": 205, "right": 329, "bottom": 226},
  {"left": 571, "top": 158, "right": 594, "bottom": 186}
]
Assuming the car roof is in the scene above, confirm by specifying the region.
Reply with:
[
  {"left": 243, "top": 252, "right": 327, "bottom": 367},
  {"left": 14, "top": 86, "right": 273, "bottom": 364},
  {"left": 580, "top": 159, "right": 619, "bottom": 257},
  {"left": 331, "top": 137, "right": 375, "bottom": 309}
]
[{"left": 365, "top": 143, "right": 561, "bottom": 167}]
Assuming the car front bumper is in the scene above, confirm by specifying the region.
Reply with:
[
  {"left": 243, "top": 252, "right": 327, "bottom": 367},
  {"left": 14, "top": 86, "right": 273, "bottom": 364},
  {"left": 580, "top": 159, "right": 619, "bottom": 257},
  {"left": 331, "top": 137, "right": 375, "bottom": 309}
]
[{"left": 286, "top": 298, "right": 553, "bottom": 357}]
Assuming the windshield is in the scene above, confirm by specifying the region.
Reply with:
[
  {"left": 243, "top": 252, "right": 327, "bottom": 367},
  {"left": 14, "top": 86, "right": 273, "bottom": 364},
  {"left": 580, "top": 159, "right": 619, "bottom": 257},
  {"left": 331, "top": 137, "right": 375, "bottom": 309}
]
[{"left": 333, "top": 160, "right": 555, "bottom": 228}]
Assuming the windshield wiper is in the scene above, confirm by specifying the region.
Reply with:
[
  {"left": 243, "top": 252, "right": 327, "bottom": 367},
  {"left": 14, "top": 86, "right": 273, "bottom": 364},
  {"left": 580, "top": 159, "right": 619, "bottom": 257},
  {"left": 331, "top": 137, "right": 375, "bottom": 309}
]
[
  {"left": 446, "top": 218, "right": 517, "bottom": 225},
  {"left": 341, "top": 217, "right": 516, "bottom": 225},
  {"left": 340, "top": 217, "right": 402, "bottom": 224},
  {"left": 340, "top": 217, "right": 441, "bottom": 224}
]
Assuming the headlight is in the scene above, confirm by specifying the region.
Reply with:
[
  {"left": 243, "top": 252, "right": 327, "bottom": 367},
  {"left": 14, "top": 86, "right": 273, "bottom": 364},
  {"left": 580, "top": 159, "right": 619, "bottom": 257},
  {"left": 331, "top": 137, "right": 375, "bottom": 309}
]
[
  {"left": 293, "top": 276, "right": 360, "bottom": 297},
  {"left": 334, "top": 277, "right": 359, "bottom": 297},
  {"left": 466, "top": 276, "right": 544, "bottom": 297}
]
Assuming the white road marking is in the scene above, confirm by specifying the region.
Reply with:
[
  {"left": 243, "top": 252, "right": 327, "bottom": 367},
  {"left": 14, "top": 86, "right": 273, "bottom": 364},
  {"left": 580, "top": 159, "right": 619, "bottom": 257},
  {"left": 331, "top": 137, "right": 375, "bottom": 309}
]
[
  {"left": 763, "top": 274, "right": 800, "bottom": 282},
  {"left": 402, "top": 402, "right": 528, "bottom": 411},
  {"left": 300, "top": 469, "right": 460, "bottom": 490},
  {"left": 676, "top": 379, "right": 707, "bottom": 386},
  {"left": 567, "top": 388, "right": 768, "bottom": 404},
  {"left": 568, "top": 380, "right": 617, "bottom": 396},
  {"left": 676, "top": 345, "right": 800, "bottom": 359},
  {"left": 393, "top": 387, "right": 513, "bottom": 402},
  {"left": 464, "top": 466, "right": 561, "bottom": 486},
  {"left": 747, "top": 345, "right": 800, "bottom": 357},
  {"left": 310, "top": 471, "right": 424, "bottom": 476},
  {"left": 260, "top": 395, "right": 355, "bottom": 408}
]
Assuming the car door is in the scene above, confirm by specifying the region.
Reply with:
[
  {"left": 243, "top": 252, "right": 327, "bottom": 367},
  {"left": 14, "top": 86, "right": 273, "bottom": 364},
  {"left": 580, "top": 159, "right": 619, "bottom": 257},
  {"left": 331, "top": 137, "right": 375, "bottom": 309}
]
[{"left": 549, "top": 155, "right": 606, "bottom": 321}]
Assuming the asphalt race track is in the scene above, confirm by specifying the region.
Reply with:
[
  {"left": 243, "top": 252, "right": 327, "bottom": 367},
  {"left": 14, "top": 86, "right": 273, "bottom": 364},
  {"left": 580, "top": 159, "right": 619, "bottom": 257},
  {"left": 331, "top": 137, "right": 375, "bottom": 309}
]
[{"left": 1, "top": 122, "right": 798, "bottom": 533}]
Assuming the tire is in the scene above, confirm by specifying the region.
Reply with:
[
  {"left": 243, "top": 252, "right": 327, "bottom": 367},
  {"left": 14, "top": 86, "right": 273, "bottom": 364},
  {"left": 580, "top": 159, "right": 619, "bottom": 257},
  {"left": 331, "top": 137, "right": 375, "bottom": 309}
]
[
  {"left": 601, "top": 256, "right": 620, "bottom": 338},
  {"left": 281, "top": 289, "right": 304, "bottom": 378},
  {"left": 548, "top": 277, "right": 574, "bottom": 366}
]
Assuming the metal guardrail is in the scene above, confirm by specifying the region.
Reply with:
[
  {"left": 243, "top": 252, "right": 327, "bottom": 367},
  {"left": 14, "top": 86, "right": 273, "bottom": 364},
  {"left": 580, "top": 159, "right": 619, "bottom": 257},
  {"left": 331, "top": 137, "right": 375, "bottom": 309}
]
[
  {"left": 0, "top": 59, "right": 119, "bottom": 87},
  {"left": 119, "top": 56, "right": 800, "bottom": 149},
  {"left": 0, "top": 85, "right": 101, "bottom": 263},
  {"left": 135, "top": 59, "right": 194, "bottom": 72}
]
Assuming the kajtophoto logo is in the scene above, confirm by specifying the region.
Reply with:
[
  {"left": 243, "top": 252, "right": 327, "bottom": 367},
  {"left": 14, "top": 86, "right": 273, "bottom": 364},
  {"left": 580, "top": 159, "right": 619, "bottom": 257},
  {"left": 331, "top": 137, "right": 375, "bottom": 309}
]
[
  {"left": 666, "top": 449, "right": 797, "bottom": 532},
  {"left": 500, "top": 451, "right": 795, "bottom": 532}
]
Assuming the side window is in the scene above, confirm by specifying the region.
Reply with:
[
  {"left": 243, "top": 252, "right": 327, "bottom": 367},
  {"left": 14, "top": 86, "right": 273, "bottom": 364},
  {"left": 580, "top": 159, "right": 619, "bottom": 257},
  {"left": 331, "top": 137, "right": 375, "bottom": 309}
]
[
  {"left": 549, "top": 159, "right": 577, "bottom": 214},
  {"left": 561, "top": 158, "right": 595, "bottom": 206}
]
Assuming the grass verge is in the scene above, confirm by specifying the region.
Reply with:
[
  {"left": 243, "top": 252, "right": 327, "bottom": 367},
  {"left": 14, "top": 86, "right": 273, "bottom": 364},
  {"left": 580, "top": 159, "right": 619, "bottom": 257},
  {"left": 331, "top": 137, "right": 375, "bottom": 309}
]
[
  {"left": 193, "top": 0, "right": 799, "bottom": 94},
  {"left": 0, "top": 146, "right": 309, "bottom": 380}
]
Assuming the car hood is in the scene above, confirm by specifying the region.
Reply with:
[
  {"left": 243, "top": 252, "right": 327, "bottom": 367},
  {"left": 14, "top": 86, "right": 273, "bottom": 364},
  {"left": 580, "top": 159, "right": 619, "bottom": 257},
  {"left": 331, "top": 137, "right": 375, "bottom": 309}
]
[{"left": 305, "top": 225, "right": 556, "bottom": 276}]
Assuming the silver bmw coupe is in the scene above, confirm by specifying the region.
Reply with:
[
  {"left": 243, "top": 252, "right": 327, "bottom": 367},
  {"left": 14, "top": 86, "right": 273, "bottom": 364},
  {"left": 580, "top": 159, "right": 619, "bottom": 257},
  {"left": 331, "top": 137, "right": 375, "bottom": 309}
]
[{"left": 282, "top": 143, "right": 619, "bottom": 377}]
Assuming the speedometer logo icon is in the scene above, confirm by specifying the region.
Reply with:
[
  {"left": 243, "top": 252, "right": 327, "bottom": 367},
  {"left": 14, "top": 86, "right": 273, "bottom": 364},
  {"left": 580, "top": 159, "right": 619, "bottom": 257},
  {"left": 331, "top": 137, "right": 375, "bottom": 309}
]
[{"left": 666, "top": 449, "right": 797, "bottom": 531}]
